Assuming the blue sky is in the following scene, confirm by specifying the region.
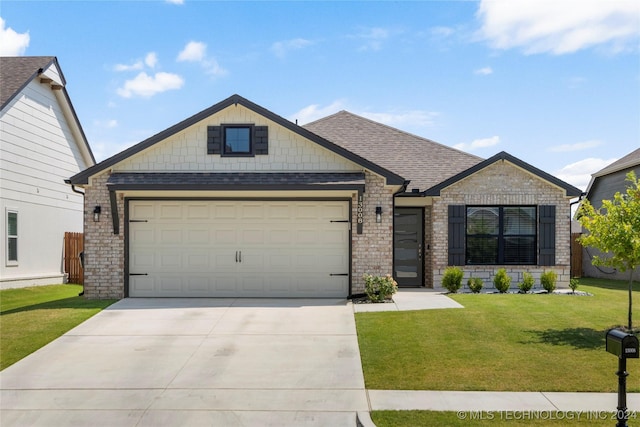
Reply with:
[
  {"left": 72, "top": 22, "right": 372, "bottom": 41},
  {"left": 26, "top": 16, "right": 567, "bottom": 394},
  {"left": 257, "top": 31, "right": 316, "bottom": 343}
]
[{"left": 2, "top": 0, "right": 639, "bottom": 191}]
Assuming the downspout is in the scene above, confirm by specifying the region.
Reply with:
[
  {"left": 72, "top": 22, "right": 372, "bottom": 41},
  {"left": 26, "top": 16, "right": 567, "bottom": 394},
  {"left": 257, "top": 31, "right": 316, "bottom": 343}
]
[
  {"left": 64, "top": 179, "right": 85, "bottom": 296},
  {"left": 569, "top": 192, "right": 586, "bottom": 278}
]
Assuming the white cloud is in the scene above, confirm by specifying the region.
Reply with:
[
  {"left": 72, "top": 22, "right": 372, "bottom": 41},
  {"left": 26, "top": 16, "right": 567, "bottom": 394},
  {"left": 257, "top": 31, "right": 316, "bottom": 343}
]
[
  {"left": 0, "top": 18, "right": 29, "bottom": 56},
  {"left": 177, "top": 41, "right": 207, "bottom": 62},
  {"left": 271, "top": 38, "right": 313, "bottom": 58},
  {"left": 114, "top": 61, "right": 144, "bottom": 72},
  {"left": 474, "top": 66, "right": 493, "bottom": 75},
  {"left": 555, "top": 157, "right": 618, "bottom": 191},
  {"left": 431, "top": 26, "right": 454, "bottom": 38},
  {"left": 289, "top": 100, "right": 348, "bottom": 125},
  {"left": 360, "top": 110, "right": 439, "bottom": 129},
  {"left": 177, "top": 41, "right": 227, "bottom": 77},
  {"left": 145, "top": 52, "right": 158, "bottom": 68},
  {"left": 476, "top": 0, "right": 640, "bottom": 54},
  {"left": 91, "top": 139, "right": 139, "bottom": 163},
  {"left": 549, "top": 140, "right": 601, "bottom": 152},
  {"left": 166, "top": 0, "right": 184, "bottom": 4},
  {"left": 116, "top": 72, "right": 184, "bottom": 98},
  {"left": 353, "top": 27, "right": 391, "bottom": 51},
  {"left": 454, "top": 136, "right": 500, "bottom": 151}
]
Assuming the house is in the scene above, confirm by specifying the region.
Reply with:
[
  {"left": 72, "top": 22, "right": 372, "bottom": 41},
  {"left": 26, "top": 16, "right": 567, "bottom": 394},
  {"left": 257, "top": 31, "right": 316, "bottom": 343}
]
[
  {"left": 0, "top": 56, "right": 95, "bottom": 288},
  {"left": 581, "top": 148, "right": 640, "bottom": 282},
  {"left": 68, "top": 94, "right": 581, "bottom": 299}
]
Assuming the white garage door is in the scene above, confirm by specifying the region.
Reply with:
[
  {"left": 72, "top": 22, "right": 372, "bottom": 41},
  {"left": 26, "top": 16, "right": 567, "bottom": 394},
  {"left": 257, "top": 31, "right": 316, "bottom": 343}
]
[{"left": 128, "top": 200, "right": 350, "bottom": 297}]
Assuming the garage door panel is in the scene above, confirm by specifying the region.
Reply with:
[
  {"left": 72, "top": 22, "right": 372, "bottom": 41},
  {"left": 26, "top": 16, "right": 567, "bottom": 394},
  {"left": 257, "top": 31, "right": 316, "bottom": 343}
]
[{"left": 129, "top": 200, "right": 349, "bottom": 298}]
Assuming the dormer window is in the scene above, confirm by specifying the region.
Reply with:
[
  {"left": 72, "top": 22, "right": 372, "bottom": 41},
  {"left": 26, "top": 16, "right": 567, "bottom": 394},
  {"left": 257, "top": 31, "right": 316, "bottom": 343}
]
[
  {"left": 224, "top": 126, "right": 252, "bottom": 155},
  {"left": 207, "top": 124, "right": 268, "bottom": 156}
]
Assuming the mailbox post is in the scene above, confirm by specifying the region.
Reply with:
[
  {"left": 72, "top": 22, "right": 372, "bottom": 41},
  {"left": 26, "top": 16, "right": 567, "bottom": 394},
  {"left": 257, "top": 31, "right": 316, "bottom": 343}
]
[{"left": 606, "top": 329, "right": 639, "bottom": 427}]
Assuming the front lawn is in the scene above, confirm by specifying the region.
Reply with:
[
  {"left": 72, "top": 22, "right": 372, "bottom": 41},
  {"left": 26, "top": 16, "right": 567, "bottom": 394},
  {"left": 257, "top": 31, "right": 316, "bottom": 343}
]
[
  {"left": 356, "top": 278, "right": 640, "bottom": 392},
  {"left": 371, "top": 411, "right": 620, "bottom": 426},
  {"left": 0, "top": 284, "right": 116, "bottom": 370}
]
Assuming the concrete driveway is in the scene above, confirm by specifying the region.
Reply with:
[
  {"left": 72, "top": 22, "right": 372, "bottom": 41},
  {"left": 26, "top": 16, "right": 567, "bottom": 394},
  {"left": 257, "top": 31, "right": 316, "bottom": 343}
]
[{"left": 0, "top": 298, "right": 368, "bottom": 426}]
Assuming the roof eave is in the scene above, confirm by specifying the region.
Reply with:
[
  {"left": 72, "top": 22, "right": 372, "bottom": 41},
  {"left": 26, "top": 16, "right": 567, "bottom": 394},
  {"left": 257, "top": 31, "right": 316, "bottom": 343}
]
[{"left": 69, "top": 94, "right": 406, "bottom": 186}]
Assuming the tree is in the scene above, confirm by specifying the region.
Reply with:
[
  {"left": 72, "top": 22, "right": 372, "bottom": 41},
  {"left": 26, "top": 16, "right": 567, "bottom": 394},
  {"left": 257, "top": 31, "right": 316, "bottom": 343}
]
[{"left": 578, "top": 171, "right": 640, "bottom": 331}]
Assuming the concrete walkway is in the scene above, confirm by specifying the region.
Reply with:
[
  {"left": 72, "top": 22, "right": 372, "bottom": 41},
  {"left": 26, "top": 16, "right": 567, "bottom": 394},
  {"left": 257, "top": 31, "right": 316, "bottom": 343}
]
[{"left": 1, "top": 298, "right": 367, "bottom": 426}]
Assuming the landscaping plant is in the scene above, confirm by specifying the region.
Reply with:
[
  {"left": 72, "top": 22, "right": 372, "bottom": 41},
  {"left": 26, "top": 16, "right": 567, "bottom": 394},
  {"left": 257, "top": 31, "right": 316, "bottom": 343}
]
[
  {"left": 442, "top": 267, "right": 464, "bottom": 293},
  {"left": 569, "top": 278, "right": 579, "bottom": 294},
  {"left": 518, "top": 272, "right": 534, "bottom": 293},
  {"left": 467, "top": 277, "right": 483, "bottom": 293},
  {"left": 578, "top": 171, "right": 640, "bottom": 330},
  {"left": 364, "top": 274, "right": 398, "bottom": 302},
  {"left": 493, "top": 268, "right": 511, "bottom": 293},
  {"left": 541, "top": 270, "right": 557, "bottom": 293}
]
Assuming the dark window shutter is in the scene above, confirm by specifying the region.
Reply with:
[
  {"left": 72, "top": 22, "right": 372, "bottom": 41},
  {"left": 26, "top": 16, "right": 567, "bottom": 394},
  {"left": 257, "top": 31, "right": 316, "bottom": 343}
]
[
  {"left": 207, "top": 126, "right": 221, "bottom": 154},
  {"left": 539, "top": 205, "right": 556, "bottom": 266},
  {"left": 448, "top": 205, "right": 466, "bottom": 266},
  {"left": 254, "top": 126, "right": 268, "bottom": 155}
]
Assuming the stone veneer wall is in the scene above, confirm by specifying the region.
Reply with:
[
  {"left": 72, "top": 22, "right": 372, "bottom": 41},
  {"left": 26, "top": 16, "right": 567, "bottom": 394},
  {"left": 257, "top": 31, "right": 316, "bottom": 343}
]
[
  {"left": 83, "top": 172, "right": 125, "bottom": 299},
  {"left": 431, "top": 161, "right": 572, "bottom": 290},
  {"left": 351, "top": 172, "right": 395, "bottom": 294}
]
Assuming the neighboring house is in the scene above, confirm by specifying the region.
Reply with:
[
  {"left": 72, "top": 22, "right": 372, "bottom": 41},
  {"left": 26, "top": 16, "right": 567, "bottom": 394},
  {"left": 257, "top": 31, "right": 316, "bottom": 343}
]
[
  {"left": 581, "top": 148, "right": 640, "bottom": 282},
  {"left": 68, "top": 94, "right": 581, "bottom": 299},
  {"left": 1, "top": 56, "right": 95, "bottom": 288}
]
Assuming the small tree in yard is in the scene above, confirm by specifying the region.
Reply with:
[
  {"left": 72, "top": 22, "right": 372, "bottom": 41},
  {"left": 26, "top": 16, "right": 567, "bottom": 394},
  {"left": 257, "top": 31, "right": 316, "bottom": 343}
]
[{"left": 578, "top": 171, "right": 640, "bottom": 331}]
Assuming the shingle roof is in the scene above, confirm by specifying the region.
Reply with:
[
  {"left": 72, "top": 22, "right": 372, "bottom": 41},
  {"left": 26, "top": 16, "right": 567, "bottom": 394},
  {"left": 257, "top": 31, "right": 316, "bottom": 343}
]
[
  {"left": 594, "top": 147, "right": 640, "bottom": 177},
  {"left": 0, "top": 56, "right": 57, "bottom": 110},
  {"left": 303, "top": 111, "right": 482, "bottom": 191},
  {"left": 106, "top": 172, "right": 366, "bottom": 190}
]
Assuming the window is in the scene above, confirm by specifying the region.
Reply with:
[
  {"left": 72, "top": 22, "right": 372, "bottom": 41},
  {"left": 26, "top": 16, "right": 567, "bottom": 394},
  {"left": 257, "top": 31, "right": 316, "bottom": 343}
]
[
  {"left": 6, "top": 210, "right": 17, "bottom": 265},
  {"left": 466, "top": 206, "right": 536, "bottom": 265},
  {"left": 223, "top": 125, "right": 252, "bottom": 155}
]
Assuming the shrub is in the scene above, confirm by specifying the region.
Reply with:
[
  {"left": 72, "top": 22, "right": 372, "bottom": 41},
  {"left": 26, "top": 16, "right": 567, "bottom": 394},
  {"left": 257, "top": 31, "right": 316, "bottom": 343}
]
[
  {"left": 493, "top": 269, "right": 512, "bottom": 293},
  {"left": 442, "top": 267, "right": 464, "bottom": 293},
  {"left": 518, "top": 272, "right": 534, "bottom": 293},
  {"left": 467, "top": 277, "right": 483, "bottom": 294},
  {"left": 569, "top": 278, "right": 579, "bottom": 294},
  {"left": 364, "top": 274, "right": 398, "bottom": 302},
  {"left": 541, "top": 270, "right": 557, "bottom": 293}
]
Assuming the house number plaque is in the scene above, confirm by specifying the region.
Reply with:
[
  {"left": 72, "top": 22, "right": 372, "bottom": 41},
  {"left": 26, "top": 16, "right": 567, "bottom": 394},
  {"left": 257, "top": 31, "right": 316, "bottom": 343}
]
[{"left": 357, "top": 194, "right": 364, "bottom": 234}]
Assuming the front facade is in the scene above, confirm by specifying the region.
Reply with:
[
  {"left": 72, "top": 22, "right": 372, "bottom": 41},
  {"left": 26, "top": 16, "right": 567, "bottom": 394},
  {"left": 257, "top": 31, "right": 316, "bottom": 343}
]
[
  {"left": 1, "top": 56, "right": 94, "bottom": 288},
  {"left": 69, "top": 95, "right": 581, "bottom": 299}
]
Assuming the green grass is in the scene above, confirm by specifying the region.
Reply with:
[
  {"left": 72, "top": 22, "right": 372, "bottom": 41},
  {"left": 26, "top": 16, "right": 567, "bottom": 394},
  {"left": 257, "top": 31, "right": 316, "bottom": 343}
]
[
  {"left": 371, "top": 411, "right": 629, "bottom": 426},
  {"left": 0, "top": 284, "right": 116, "bottom": 370},
  {"left": 356, "top": 278, "right": 640, "bottom": 392}
]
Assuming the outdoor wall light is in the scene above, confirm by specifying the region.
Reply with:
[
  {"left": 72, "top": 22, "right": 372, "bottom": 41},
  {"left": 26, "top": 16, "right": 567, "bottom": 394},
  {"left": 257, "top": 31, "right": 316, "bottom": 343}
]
[
  {"left": 93, "top": 205, "right": 101, "bottom": 222},
  {"left": 375, "top": 206, "right": 382, "bottom": 223}
]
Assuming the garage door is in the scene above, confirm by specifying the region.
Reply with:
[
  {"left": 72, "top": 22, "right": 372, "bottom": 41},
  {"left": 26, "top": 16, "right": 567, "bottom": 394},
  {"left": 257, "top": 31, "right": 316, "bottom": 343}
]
[{"left": 128, "top": 200, "right": 350, "bottom": 297}]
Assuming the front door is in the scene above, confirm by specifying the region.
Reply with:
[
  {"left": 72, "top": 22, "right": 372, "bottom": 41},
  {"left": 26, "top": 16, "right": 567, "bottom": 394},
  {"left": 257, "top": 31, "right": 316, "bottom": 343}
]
[{"left": 394, "top": 208, "right": 424, "bottom": 287}]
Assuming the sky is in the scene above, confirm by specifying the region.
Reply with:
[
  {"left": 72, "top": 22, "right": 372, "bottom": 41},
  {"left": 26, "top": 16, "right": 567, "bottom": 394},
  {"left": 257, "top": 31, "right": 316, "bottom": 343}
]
[{"left": 1, "top": 0, "right": 639, "bottom": 191}]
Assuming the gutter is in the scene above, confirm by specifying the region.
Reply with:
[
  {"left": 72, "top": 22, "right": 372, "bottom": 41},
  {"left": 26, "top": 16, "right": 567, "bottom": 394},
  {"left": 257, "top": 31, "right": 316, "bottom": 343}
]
[{"left": 64, "top": 179, "right": 85, "bottom": 296}]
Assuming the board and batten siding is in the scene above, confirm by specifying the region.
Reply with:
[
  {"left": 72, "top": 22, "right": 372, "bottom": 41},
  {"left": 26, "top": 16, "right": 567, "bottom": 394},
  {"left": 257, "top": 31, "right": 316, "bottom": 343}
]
[
  {"left": 112, "top": 104, "right": 361, "bottom": 174},
  {"left": 0, "top": 77, "right": 89, "bottom": 287}
]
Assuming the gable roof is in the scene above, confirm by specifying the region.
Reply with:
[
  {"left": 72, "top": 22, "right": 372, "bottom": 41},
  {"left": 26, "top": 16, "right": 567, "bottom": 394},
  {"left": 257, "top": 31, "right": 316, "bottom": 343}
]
[
  {"left": 69, "top": 94, "right": 406, "bottom": 186},
  {"left": 1, "top": 56, "right": 95, "bottom": 166},
  {"left": 0, "top": 56, "right": 59, "bottom": 109},
  {"left": 303, "top": 110, "right": 482, "bottom": 191},
  {"left": 594, "top": 147, "right": 640, "bottom": 178},
  {"left": 424, "top": 151, "right": 583, "bottom": 197}
]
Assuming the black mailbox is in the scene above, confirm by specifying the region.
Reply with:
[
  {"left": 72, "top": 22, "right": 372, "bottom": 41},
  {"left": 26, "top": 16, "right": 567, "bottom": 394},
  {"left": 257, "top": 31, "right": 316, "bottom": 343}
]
[{"left": 606, "top": 329, "right": 639, "bottom": 359}]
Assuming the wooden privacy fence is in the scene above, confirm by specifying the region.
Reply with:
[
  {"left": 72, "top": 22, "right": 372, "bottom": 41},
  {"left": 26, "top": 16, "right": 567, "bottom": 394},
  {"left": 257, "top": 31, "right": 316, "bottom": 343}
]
[
  {"left": 64, "top": 232, "right": 84, "bottom": 284},
  {"left": 571, "top": 232, "right": 583, "bottom": 278}
]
